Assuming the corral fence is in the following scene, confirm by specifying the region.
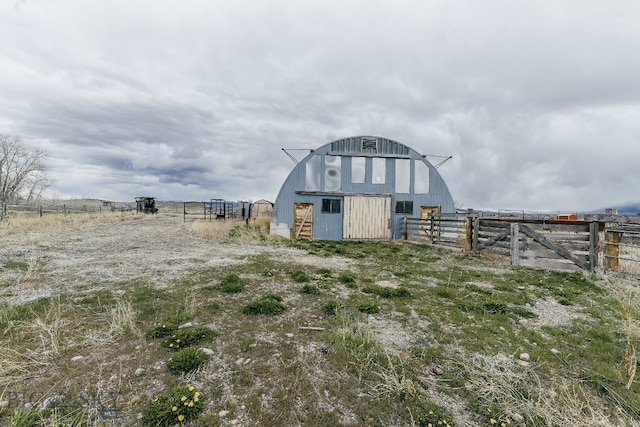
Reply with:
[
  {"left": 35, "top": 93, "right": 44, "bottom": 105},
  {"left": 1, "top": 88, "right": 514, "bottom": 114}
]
[
  {"left": 404, "top": 211, "right": 640, "bottom": 275},
  {"left": 1, "top": 202, "right": 132, "bottom": 220},
  {"left": 604, "top": 224, "right": 640, "bottom": 275},
  {"left": 182, "top": 202, "right": 211, "bottom": 222},
  {"left": 182, "top": 200, "right": 253, "bottom": 222}
]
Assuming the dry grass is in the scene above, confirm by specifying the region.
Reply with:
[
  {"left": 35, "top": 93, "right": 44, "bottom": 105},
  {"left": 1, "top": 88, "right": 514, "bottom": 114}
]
[
  {"left": 371, "top": 353, "right": 417, "bottom": 400},
  {"left": 0, "top": 347, "right": 50, "bottom": 387},
  {"left": 465, "top": 353, "right": 537, "bottom": 418},
  {"left": 19, "top": 302, "right": 70, "bottom": 357},
  {"left": 600, "top": 276, "right": 640, "bottom": 390},
  {"left": 187, "top": 217, "right": 276, "bottom": 244},
  {"left": 464, "top": 353, "right": 636, "bottom": 426},
  {"left": 108, "top": 299, "right": 141, "bottom": 338},
  {"left": 1, "top": 211, "right": 143, "bottom": 234},
  {"left": 188, "top": 218, "right": 241, "bottom": 239}
]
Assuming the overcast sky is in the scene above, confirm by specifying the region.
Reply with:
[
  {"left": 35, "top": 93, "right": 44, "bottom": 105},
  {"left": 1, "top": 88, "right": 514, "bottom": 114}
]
[{"left": 1, "top": 0, "right": 639, "bottom": 211}]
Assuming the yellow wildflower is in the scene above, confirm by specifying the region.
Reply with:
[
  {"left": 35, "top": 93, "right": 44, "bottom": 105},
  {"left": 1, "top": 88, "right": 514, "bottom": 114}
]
[
  {"left": 172, "top": 406, "right": 177, "bottom": 411},
  {"left": 181, "top": 396, "right": 187, "bottom": 401},
  {"left": 490, "top": 419, "right": 497, "bottom": 425},
  {"left": 188, "top": 400, "right": 194, "bottom": 407},
  {"left": 178, "top": 414, "right": 185, "bottom": 422},
  {"left": 188, "top": 385, "right": 195, "bottom": 391}
]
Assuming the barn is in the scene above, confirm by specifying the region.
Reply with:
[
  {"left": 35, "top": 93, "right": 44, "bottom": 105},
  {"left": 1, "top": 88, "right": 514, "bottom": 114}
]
[
  {"left": 270, "top": 135, "right": 455, "bottom": 240},
  {"left": 251, "top": 199, "right": 274, "bottom": 220}
]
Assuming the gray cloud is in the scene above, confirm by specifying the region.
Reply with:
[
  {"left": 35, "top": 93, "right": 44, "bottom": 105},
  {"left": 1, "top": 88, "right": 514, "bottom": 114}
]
[{"left": 1, "top": 0, "right": 639, "bottom": 210}]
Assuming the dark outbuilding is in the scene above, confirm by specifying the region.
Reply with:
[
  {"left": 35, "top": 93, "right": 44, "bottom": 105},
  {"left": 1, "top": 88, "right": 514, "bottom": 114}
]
[{"left": 135, "top": 197, "right": 158, "bottom": 214}]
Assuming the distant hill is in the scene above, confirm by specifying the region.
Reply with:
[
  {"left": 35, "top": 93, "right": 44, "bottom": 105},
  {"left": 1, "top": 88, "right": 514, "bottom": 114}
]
[{"left": 595, "top": 201, "right": 640, "bottom": 214}]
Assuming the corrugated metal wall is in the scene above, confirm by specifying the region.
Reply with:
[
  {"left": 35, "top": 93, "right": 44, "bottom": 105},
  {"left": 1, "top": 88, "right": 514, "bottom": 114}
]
[{"left": 271, "top": 136, "right": 455, "bottom": 240}]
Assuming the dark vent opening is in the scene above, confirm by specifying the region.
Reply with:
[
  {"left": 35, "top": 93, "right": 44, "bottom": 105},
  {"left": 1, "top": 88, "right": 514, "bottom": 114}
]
[{"left": 361, "top": 138, "right": 377, "bottom": 152}]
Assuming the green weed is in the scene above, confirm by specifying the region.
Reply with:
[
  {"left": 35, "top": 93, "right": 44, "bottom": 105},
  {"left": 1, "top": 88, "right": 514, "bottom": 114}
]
[
  {"left": 241, "top": 294, "right": 287, "bottom": 315},
  {"left": 219, "top": 273, "right": 246, "bottom": 293},
  {"left": 300, "top": 283, "right": 321, "bottom": 295},
  {"left": 161, "top": 326, "right": 218, "bottom": 350},
  {"left": 322, "top": 300, "right": 341, "bottom": 316},
  {"left": 362, "top": 285, "right": 412, "bottom": 298},
  {"left": 358, "top": 302, "right": 380, "bottom": 314},
  {"left": 290, "top": 270, "right": 310, "bottom": 283},
  {"left": 143, "top": 384, "right": 205, "bottom": 426},
  {"left": 167, "top": 347, "right": 210, "bottom": 375}
]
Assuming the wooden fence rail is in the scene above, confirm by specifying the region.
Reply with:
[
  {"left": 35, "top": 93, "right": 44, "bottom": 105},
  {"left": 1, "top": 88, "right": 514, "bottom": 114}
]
[
  {"left": 1, "top": 203, "right": 132, "bottom": 220},
  {"left": 404, "top": 214, "right": 469, "bottom": 249},
  {"left": 403, "top": 212, "right": 640, "bottom": 274},
  {"left": 604, "top": 225, "right": 640, "bottom": 275}
]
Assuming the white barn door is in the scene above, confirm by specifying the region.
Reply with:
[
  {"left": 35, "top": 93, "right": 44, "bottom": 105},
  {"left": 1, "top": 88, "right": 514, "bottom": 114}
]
[{"left": 343, "top": 196, "right": 391, "bottom": 239}]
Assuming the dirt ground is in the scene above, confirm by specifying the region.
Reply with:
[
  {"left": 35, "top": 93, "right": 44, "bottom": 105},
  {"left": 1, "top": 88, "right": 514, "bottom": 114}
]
[
  {"left": 2, "top": 212, "right": 638, "bottom": 427},
  {"left": 0, "top": 214, "right": 353, "bottom": 305}
]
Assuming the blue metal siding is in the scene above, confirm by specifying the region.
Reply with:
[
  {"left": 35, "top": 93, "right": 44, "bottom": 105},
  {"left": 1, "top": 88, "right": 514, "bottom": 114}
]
[{"left": 272, "top": 136, "right": 455, "bottom": 240}]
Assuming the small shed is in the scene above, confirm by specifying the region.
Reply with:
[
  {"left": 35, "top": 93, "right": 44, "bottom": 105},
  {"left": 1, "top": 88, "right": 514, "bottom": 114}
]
[
  {"left": 251, "top": 199, "right": 274, "bottom": 220},
  {"left": 270, "top": 135, "right": 455, "bottom": 240},
  {"left": 557, "top": 213, "right": 578, "bottom": 220},
  {"left": 135, "top": 197, "right": 158, "bottom": 214}
]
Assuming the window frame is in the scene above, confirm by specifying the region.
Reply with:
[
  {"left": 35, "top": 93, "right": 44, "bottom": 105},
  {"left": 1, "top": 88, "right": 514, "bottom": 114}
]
[
  {"left": 321, "top": 198, "right": 341, "bottom": 214},
  {"left": 395, "top": 200, "right": 414, "bottom": 214}
]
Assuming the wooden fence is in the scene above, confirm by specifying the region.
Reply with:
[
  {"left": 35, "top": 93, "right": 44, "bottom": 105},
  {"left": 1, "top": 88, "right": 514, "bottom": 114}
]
[
  {"left": 604, "top": 224, "right": 640, "bottom": 275},
  {"left": 404, "top": 212, "right": 640, "bottom": 274},
  {"left": 403, "top": 213, "right": 470, "bottom": 249},
  {"left": 474, "top": 219, "right": 600, "bottom": 272},
  {"left": 1, "top": 202, "right": 132, "bottom": 220}
]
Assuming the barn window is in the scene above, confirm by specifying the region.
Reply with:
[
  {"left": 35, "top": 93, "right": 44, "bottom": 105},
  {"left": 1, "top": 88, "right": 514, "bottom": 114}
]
[
  {"left": 396, "top": 159, "right": 410, "bottom": 193},
  {"left": 395, "top": 201, "right": 413, "bottom": 214},
  {"left": 324, "top": 155, "right": 342, "bottom": 191},
  {"left": 305, "top": 155, "right": 321, "bottom": 190},
  {"left": 351, "top": 157, "right": 365, "bottom": 183},
  {"left": 322, "top": 199, "right": 341, "bottom": 213},
  {"left": 415, "top": 161, "right": 430, "bottom": 194},
  {"left": 372, "top": 158, "right": 386, "bottom": 184}
]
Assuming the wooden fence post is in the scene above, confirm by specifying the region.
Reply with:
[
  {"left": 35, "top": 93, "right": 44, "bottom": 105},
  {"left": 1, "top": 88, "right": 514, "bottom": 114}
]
[
  {"left": 605, "top": 229, "right": 620, "bottom": 271},
  {"left": 473, "top": 215, "right": 479, "bottom": 250},
  {"left": 589, "top": 222, "right": 599, "bottom": 273},
  {"left": 403, "top": 216, "right": 408, "bottom": 240},
  {"left": 429, "top": 214, "right": 435, "bottom": 244},
  {"left": 510, "top": 223, "right": 520, "bottom": 266},
  {"left": 465, "top": 209, "right": 474, "bottom": 251}
]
